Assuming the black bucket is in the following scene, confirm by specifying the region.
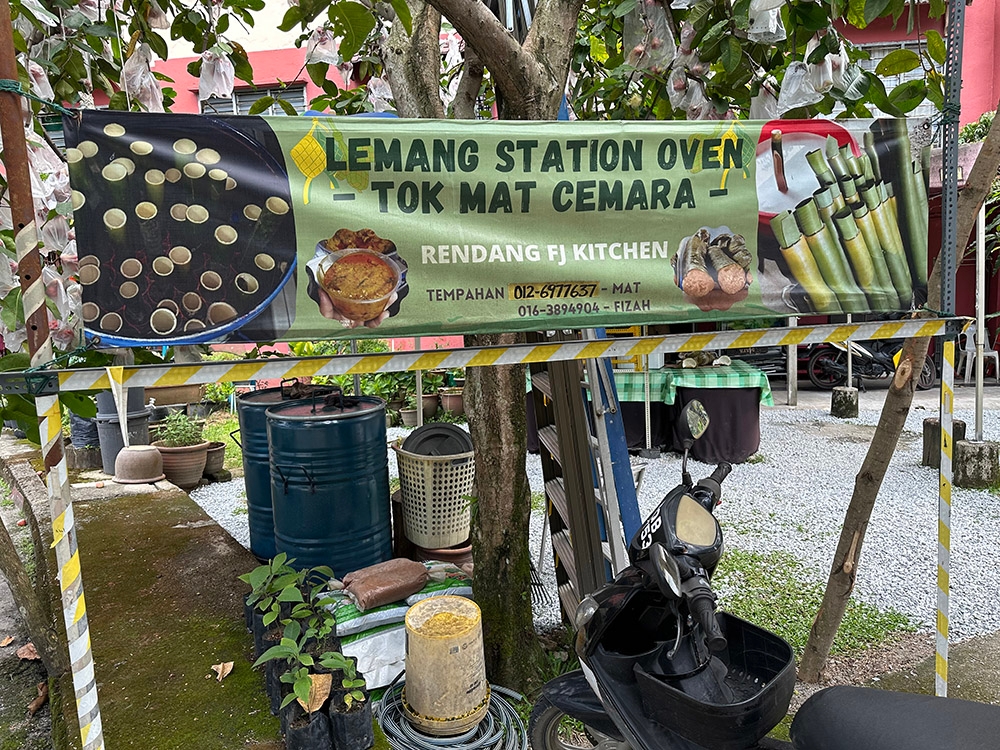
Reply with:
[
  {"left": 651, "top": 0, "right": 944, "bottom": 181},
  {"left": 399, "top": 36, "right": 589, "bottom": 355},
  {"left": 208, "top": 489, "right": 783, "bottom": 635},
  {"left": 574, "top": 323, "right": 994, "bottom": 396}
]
[
  {"left": 266, "top": 394, "right": 391, "bottom": 575},
  {"left": 96, "top": 388, "right": 147, "bottom": 418},
  {"left": 235, "top": 383, "right": 337, "bottom": 561},
  {"left": 95, "top": 410, "right": 151, "bottom": 475}
]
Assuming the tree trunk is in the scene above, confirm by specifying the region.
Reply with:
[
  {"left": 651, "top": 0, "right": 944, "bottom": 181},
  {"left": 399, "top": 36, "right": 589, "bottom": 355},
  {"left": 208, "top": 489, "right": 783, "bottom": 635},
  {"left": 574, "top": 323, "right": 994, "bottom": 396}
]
[
  {"left": 799, "top": 100, "right": 1000, "bottom": 681},
  {"left": 464, "top": 332, "right": 542, "bottom": 689}
]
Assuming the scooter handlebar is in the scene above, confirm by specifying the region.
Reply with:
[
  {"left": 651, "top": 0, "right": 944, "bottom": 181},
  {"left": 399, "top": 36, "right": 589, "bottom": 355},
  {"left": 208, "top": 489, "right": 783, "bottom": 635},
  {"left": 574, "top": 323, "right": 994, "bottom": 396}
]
[
  {"left": 709, "top": 462, "right": 732, "bottom": 485},
  {"left": 689, "top": 588, "right": 727, "bottom": 653}
]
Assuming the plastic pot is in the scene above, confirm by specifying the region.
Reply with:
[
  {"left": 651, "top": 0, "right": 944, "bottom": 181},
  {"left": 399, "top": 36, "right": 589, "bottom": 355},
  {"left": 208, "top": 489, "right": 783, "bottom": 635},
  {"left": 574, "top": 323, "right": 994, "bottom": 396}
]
[
  {"left": 282, "top": 702, "right": 333, "bottom": 750},
  {"left": 327, "top": 697, "right": 373, "bottom": 750}
]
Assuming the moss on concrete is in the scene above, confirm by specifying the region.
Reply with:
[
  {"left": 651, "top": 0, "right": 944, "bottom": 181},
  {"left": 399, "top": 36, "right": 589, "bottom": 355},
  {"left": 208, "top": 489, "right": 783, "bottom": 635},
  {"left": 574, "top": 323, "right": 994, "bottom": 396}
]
[
  {"left": 0, "top": 654, "right": 50, "bottom": 750},
  {"left": 74, "top": 489, "right": 282, "bottom": 749}
]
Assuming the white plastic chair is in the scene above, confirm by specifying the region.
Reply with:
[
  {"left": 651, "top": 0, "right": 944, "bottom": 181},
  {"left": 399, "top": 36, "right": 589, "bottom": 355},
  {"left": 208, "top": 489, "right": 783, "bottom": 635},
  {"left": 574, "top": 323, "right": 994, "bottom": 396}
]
[{"left": 957, "top": 329, "right": 1000, "bottom": 384}]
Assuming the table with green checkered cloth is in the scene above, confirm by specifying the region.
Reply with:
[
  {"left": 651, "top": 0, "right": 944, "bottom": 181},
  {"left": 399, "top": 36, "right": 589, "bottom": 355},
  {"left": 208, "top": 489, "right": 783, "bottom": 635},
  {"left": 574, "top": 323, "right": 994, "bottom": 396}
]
[{"left": 612, "top": 360, "right": 773, "bottom": 406}]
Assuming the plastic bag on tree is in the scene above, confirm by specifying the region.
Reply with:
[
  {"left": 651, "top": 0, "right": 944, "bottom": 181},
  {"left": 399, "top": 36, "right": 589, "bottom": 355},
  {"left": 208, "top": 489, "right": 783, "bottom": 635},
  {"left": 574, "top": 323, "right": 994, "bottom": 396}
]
[
  {"left": 776, "top": 61, "right": 822, "bottom": 115},
  {"left": 27, "top": 61, "right": 54, "bottom": 101},
  {"left": 27, "top": 134, "right": 71, "bottom": 206},
  {"left": 198, "top": 49, "right": 235, "bottom": 101},
  {"left": 670, "top": 0, "right": 695, "bottom": 7},
  {"left": 305, "top": 28, "right": 342, "bottom": 65},
  {"left": 145, "top": 1, "right": 170, "bottom": 29},
  {"left": 750, "top": 81, "right": 780, "bottom": 120},
  {"left": 367, "top": 77, "right": 394, "bottom": 112},
  {"left": 624, "top": 0, "right": 676, "bottom": 75},
  {"left": 684, "top": 80, "right": 715, "bottom": 120},
  {"left": 77, "top": 0, "right": 100, "bottom": 22},
  {"left": 40, "top": 215, "right": 70, "bottom": 259},
  {"left": 43, "top": 265, "right": 71, "bottom": 319},
  {"left": 0, "top": 257, "right": 17, "bottom": 299},
  {"left": 748, "top": 6, "right": 785, "bottom": 44},
  {"left": 123, "top": 43, "right": 164, "bottom": 112},
  {"left": 750, "top": 0, "right": 785, "bottom": 10}
]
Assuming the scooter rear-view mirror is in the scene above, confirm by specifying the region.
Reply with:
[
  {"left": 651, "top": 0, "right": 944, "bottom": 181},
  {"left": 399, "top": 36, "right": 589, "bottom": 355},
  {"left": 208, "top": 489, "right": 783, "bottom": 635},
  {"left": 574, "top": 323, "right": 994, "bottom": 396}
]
[{"left": 678, "top": 400, "right": 709, "bottom": 450}]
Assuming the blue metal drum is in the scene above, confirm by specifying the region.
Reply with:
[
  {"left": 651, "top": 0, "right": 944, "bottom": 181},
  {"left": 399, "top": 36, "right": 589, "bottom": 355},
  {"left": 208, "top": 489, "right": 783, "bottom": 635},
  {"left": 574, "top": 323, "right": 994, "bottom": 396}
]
[{"left": 266, "top": 394, "right": 391, "bottom": 575}]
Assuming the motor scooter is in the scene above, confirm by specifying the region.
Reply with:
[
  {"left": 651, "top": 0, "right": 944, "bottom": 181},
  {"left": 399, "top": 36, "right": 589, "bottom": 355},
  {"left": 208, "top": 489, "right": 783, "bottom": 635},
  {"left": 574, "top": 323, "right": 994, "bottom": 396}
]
[
  {"left": 807, "top": 340, "right": 936, "bottom": 391},
  {"left": 529, "top": 400, "right": 1000, "bottom": 750}
]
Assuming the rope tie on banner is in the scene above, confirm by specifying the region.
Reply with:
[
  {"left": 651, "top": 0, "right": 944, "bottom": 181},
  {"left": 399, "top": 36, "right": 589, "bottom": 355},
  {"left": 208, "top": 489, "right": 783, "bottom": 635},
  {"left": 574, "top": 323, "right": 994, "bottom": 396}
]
[{"left": 0, "top": 79, "right": 77, "bottom": 117}]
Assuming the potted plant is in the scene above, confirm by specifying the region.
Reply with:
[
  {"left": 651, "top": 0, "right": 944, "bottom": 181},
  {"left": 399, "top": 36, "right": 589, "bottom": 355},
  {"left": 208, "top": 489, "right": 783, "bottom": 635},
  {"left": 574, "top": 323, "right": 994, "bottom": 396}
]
[
  {"left": 152, "top": 412, "right": 209, "bottom": 489},
  {"left": 320, "top": 652, "right": 373, "bottom": 750},
  {"left": 421, "top": 372, "right": 444, "bottom": 419},
  {"left": 439, "top": 386, "right": 464, "bottom": 417},
  {"left": 399, "top": 395, "right": 419, "bottom": 427}
]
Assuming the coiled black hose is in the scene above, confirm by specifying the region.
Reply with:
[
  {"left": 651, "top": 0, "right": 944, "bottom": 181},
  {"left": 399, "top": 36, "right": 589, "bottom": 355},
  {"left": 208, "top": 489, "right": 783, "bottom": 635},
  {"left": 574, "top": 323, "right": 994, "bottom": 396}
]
[{"left": 375, "top": 678, "right": 528, "bottom": 750}]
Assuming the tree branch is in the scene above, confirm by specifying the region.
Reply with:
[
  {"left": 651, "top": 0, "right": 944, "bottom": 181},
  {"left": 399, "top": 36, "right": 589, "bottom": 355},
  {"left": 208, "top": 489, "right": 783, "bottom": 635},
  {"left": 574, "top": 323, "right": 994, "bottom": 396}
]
[
  {"left": 381, "top": 1, "right": 446, "bottom": 118},
  {"left": 452, "top": 47, "right": 485, "bottom": 119}
]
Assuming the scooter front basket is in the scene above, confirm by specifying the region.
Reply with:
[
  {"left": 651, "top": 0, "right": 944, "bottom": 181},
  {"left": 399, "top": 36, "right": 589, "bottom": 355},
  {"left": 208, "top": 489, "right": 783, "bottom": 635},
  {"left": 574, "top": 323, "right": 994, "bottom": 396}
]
[{"left": 634, "top": 612, "right": 795, "bottom": 750}]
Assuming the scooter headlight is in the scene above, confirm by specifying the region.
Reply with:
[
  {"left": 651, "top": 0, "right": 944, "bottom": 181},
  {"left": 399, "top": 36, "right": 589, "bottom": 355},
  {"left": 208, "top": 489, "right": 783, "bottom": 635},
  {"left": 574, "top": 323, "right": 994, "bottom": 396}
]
[{"left": 574, "top": 595, "right": 599, "bottom": 630}]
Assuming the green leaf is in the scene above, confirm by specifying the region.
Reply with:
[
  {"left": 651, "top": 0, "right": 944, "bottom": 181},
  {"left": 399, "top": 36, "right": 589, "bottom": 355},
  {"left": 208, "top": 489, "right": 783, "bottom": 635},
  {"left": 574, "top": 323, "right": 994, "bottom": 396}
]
[
  {"left": 389, "top": 0, "right": 412, "bottom": 35},
  {"left": 685, "top": 0, "right": 715, "bottom": 30},
  {"left": 721, "top": 37, "right": 741, "bottom": 73},
  {"left": 790, "top": 2, "right": 830, "bottom": 32},
  {"left": 612, "top": 0, "right": 638, "bottom": 18},
  {"left": 928, "top": 0, "right": 946, "bottom": 18},
  {"left": 294, "top": 675, "right": 312, "bottom": 704},
  {"left": 247, "top": 95, "right": 275, "bottom": 115},
  {"left": 217, "top": 14, "right": 230, "bottom": 35},
  {"left": 232, "top": 53, "right": 254, "bottom": 86},
  {"left": 0, "top": 353, "right": 30, "bottom": 372},
  {"left": 263, "top": 610, "right": 278, "bottom": 626},
  {"left": 700, "top": 19, "right": 730, "bottom": 51},
  {"left": 863, "top": 72, "right": 904, "bottom": 117},
  {"left": 278, "top": 5, "right": 303, "bottom": 32},
  {"left": 925, "top": 30, "right": 946, "bottom": 66},
  {"left": 887, "top": 79, "right": 927, "bottom": 113},
  {"left": 280, "top": 692, "right": 298, "bottom": 709},
  {"left": 863, "top": 0, "right": 892, "bottom": 25},
  {"left": 875, "top": 49, "right": 920, "bottom": 77},
  {"left": 247, "top": 566, "right": 270, "bottom": 590},
  {"left": 276, "top": 98, "right": 298, "bottom": 116},
  {"left": 277, "top": 585, "right": 304, "bottom": 602},
  {"left": 252, "top": 645, "right": 293, "bottom": 668},
  {"left": 328, "top": 3, "right": 376, "bottom": 62},
  {"left": 107, "top": 91, "right": 130, "bottom": 111},
  {"left": 186, "top": 59, "right": 203, "bottom": 78},
  {"left": 306, "top": 62, "right": 329, "bottom": 88},
  {"left": 59, "top": 393, "right": 97, "bottom": 418},
  {"left": 283, "top": 620, "right": 301, "bottom": 642},
  {"left": 145, "top": 31, "right": 168, "bottom": 61}
]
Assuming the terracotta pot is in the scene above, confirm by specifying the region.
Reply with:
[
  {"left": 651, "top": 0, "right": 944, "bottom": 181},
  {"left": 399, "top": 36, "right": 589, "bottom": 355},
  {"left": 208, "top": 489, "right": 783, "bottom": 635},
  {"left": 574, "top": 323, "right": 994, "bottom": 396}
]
[
  {"left": 113, "top": 445, "right": 165, "bottom": 484},
  {"left": 204, "top": 440, "right": 226, "bottom": 475},
  {"left": 400, "top": 408, "right": 419, "bottom": 427},
  {"left": 421, "top": 393, "right": 439, "bottom": 419},
  {"left": 439, "top": 388, "right": 464, "bottom": 417},
  {"left": 414, "top": 539, "right": 473, "bottom": 566},
  {"left": 154, "top": 440, "right": 209, "bottom": 489}
]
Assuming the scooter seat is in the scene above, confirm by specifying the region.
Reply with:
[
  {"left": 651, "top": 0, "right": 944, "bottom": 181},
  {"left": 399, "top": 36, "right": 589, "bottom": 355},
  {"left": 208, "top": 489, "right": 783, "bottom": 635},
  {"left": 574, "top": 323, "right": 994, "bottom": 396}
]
[{"left": 790, "top": 685, "right": 1000, "bottom": 750}]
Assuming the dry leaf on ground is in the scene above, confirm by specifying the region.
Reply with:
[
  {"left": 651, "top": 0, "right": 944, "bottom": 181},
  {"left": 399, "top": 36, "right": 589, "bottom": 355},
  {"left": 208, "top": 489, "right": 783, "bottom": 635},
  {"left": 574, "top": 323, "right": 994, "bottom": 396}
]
[
  {"left": 211, "top": 661, "right": 234, "bottom": 682},
  {"left": 298, "top": 673, "right": 332, "bottom": 714},
  {"left": 0, "top": 636, "right": 14, "bottom": 647},
  {"left": 27, "top": 682, "right": 48, "bottom": 718},
  {"left": 16, "top": 643, "right": 40, "bottom": 660}
]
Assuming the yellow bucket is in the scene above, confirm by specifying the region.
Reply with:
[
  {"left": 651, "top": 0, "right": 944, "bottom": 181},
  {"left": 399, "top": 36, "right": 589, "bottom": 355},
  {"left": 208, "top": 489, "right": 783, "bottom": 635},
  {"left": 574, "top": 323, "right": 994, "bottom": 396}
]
[{"left": 402, "top": 596, "right": 489, "bottom": 736}]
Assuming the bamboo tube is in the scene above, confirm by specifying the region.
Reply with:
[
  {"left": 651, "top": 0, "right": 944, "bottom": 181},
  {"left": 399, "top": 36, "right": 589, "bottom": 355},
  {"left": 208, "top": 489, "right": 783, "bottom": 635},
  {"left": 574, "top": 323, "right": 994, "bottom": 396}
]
[
  {"left": 168, "top": 246, "right": 192, "bottom": 282},
  {"left": 182, "top": 292, "right": 203, "bottom": 314},
  {"left": 79, "top": 255, "right": 99, "bottom": 268},
  {"left": 806, "top": 149, "right": 836, "bottom": 187},
  {"left": 103, "top": 123, "right": 126, "bottom": 138},
  {"left": 79, "top": 265, "right": 101, "bottom": 286},
  {"left": 152, "top": 256, "right": 174, "bottom": 277},
  {"left": 120, "top": 258, "right": 142, "bottom": 280},
  {"left": 101, "top": 162, "right": 129, "bottom": 204},
  {"left": 100, "top": 312, "right": 123, "bottom": 332},
  {"left": 119, "top": 281, "right": 139, "bottom": 300},
  {"left": 212, "top": 224, "right": 238, "bottom": 261},
  {"left": 235, "top": 273, "right": 259, "bottom": 295},
  {"left": 208, "top": 168, "right": 228, "bottom": 201},
  {"left": 254, "top": 253, "right": 275, "bottom": 272},
  {"left": 251, "top": 196, "right": 290, "bottom": 247},
  {"left": 183, "top": 319, "right": 206, "bottom": 333},
  {"left": 103, "top": 208, "right": 127, "bottom": 245},
  {"left": 244, "top": 204, "right": 262, "bottom": 222},
  {"left": 887, "top": 119, "right": 928, "bottom": 287},
  {"left": 164, "top": 168, "right": 182, "bottom": 185},
  {"left": 81, "top": 302, "right": 100, "bottom": 323},
  {"left": 842, "top": 207, "right": 898, "bottom": 310},
  {"left": 826, "top": 151, "right": 851, "bottom": 182},
  {"left": 71, "top": 190, "right": 86, "bottom": 212},
  {"left": 200, "top": 271, "right": 222, "bottom": 293},
  {"left": 149, "top": 308, "right": 177, "bottom": 336},
  {"left": 130, "top": 139, "right": 153, "bottom": 158},
  {"left": 794, "top": 199, "right": 866, "bottom": 312},
  {"left": 863, "top": 131, "right": 882, "bottom": 182},
  {"left": 838, "top": 176, "right": 862, "bottom": 209},
  {"left": 859, "top": 153, "right": 875, "bottom": 183},
  {"left": 157, "top": 299, "right": 180, "bottom": 315},
  {"left": 183, "top": 161, "right": 208, "bottom": 203},
  {"left": 832, "top": 210, "right": 889, "bottom": 310},
  {"left": 185, "top": 205, "right": 210, "bottom": 244},
  {"left": 207, "top": 302, "right": 238, "bottom": 326},
  {"left": 860, "top": 184, "right": 912, "bottom": 305},
  {"left": 70, "top": 140, "right": 103, "bottom": 185},
  {"left": 112, "top": 156, "right": 136, "bottom": 176},
  {"left": 144, "top": 169, "right": 165, "bottom": 205},
  {"left": 172, "top": 138, "right": 197, "bottom": 169},
  {"left": 135, "top": 201, "right": 163, "bottom": 251},
  {"left": 225, "top": 176, "right": 238, "bottom": 192},
  {"left": 196, "top": 148, "right": 221, "bottom": 166},
  {"left": 771, "top": 212, "right": 841, "bottom": 314}
]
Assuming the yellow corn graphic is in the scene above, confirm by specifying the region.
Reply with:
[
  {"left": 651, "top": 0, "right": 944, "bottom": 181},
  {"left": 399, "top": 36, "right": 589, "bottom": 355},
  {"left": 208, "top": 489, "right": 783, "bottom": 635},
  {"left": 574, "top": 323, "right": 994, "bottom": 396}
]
[{"left": 289, "top": 119, "right": 327, "bottom": 204}]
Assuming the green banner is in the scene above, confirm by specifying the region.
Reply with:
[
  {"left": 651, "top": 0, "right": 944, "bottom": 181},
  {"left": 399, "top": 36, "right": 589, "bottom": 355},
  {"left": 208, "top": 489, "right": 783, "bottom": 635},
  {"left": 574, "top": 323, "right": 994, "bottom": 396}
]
[{"left": 64, "top": 112, "right": 928, "bottom": 346}]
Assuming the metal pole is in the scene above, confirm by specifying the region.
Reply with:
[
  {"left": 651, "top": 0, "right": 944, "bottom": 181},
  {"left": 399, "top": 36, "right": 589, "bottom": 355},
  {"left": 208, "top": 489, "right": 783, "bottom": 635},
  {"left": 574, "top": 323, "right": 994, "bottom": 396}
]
[
  {"left": 350, "top": 339, "right": 361, "bottom": 396},
  {"left": 975, "top": 205, "right": 986, "bottom": 441},
  {"left": 0, "top": 1, "right": 104, "bottom": 746},
  {"left": 936, "top": 0, "right": 967, "bottom": 698},
  {"left": 415, "top": 337, "right": 423, "bottom": 427},
  {"left": 786, "top": 317, "right": 798, "bottom": 406},
  {"left": 846, "top": 314, "right": 853, "bottom": 386}
]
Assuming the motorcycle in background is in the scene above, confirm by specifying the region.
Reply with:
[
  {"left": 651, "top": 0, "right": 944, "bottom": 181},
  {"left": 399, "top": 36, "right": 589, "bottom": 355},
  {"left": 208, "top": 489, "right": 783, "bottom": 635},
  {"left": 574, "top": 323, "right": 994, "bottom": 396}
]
[
  {"left": 807, "top": 340, "right": 936, "bottom": 391},
  {"left": 529, "top": 400, "right": 1000, "bottom": 750}
]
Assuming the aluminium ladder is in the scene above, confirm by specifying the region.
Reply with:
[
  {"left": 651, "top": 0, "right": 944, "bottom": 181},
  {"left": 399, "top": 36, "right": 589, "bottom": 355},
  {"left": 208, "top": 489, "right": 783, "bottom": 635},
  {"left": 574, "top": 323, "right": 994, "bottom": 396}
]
[{"left": 530, "top": 329, "right": 644, "bottom": 618}]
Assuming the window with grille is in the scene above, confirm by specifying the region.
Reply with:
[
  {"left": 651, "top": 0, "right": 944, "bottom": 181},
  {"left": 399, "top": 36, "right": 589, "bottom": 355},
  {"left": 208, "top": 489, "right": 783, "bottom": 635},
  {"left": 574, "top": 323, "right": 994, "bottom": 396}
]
[
  {"left": 201, "top": 84, "right": 307, "bottom": 116},
  {"left": 856, "top": 41, "right": 938, "bottom": 121}
]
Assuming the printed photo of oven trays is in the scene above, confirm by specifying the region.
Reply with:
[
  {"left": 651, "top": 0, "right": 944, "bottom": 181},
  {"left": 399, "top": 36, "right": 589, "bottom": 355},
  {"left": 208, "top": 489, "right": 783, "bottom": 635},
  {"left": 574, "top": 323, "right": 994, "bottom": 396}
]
[{"left": 65, "top": 111, "right": 298, "bottom": 346}]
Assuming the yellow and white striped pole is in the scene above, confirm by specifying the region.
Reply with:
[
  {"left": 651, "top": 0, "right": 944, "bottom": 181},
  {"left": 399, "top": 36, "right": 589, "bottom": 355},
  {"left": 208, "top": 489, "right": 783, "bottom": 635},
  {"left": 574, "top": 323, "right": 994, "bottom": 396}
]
[
  {"left": 936, "top": 339, "right": 955, "bottom": 697},
  {"left": 1, "top": 1, "right": 104, "bottom": 743}
]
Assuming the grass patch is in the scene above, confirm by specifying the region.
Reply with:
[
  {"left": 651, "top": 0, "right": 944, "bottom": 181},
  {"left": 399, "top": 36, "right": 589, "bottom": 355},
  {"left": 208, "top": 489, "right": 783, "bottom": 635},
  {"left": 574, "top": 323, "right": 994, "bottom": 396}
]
[
  {"left": 746, "top": 452, "right": 767, "bottom": 464},
  {"left": 389, "top": 477, "right": 400, "bottom": 496},
  {"left": 531, "top": 491, "right": 546, "bottom": 512},
  {"left": 714, "top": 548, "right": 914, "bottom": 657},
  {"left": 201, "top": 412, "right": 242, "bottom": 471}
]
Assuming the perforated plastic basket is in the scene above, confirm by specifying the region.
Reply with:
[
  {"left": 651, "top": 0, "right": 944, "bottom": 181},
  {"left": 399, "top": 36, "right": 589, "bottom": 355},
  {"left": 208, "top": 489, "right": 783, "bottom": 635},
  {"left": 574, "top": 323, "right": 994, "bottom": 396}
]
[{"left": 394, "top": 444, "right": 475, "bottom": 549}]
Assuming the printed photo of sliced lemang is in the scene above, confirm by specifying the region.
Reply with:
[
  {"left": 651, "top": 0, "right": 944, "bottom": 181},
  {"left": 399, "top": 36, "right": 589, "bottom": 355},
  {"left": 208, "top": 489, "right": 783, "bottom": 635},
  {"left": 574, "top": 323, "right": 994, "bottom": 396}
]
[{"left": 672, "top": 226, "right": 753, "bottom": 312}]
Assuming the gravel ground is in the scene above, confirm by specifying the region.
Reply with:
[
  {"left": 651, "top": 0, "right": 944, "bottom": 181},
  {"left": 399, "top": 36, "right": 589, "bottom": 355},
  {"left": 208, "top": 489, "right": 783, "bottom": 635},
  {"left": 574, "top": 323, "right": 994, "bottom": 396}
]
[{"left": 191, "top": 404, "right": 1000, "bottom": 640}]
